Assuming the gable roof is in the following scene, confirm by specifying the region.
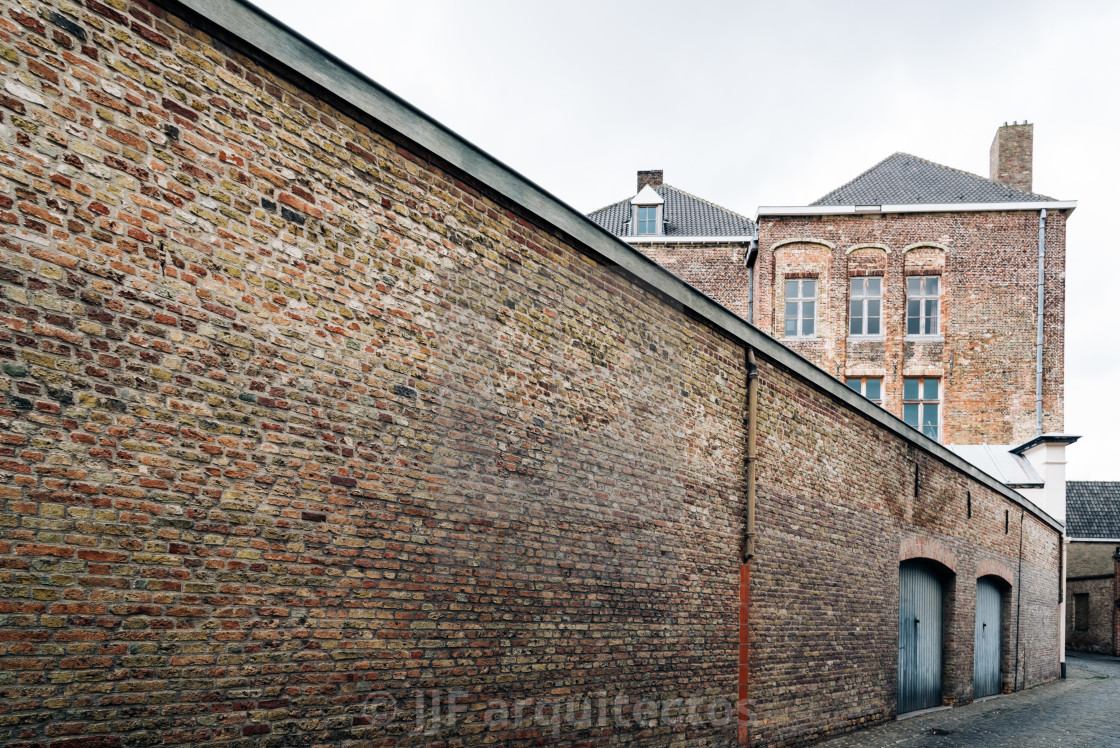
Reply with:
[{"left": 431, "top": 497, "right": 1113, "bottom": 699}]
[
  {"left": 813, "top": 152, "right": 1054, "bottom": 206},
  {"left": 589, "top": 184, "right": 756, "bottom": 238},
  {"left": 1066, "top": 482, "right": 1120, "bottom": 539}
]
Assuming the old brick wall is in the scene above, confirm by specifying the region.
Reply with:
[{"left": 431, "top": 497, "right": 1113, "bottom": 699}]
[
  {"left": 1066, "top": 577, "right": 1114, "bottom": 654},
  {"left": 1067, "top": 541, "right": 1117, "bottom": 577},
  {"left": 0, "top": 0, "right": 751, "bottom": 744},
  {"left": 748, "top": 357, "right": 1061, "bottom": 747},
  {"left": 629, "top": 241, "right": 752, "bottom": 319},
  {"left": 754, "top": 212, "right": 1066, "bottom": 446}
]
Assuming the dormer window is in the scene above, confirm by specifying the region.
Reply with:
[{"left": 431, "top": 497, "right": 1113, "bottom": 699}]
[{"left": 630, "top": 184, "right": 664, "bottom": 237}]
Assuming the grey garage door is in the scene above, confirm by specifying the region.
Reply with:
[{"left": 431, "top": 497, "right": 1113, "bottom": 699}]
[
  {"left": 898, "top": 560, "right": 943, "bottom": 714},
  {"left": 974, "top": 577, "right": 1002, "bottom": 698}
]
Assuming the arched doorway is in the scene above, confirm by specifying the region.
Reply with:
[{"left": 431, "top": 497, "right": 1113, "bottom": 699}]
[
  {"left": 974, "top": 576, "right": 1004, "bottom": 698},
  {"left": 899, "top": 559, "right": 945, "bottom": 713}
]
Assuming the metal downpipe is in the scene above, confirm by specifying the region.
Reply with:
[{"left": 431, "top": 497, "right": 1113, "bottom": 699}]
[
  {"left": 1035, "top": 208, "right": 1047, "bottom": 436},
  {"left": 743, "top": 349, "right": 758, "bottom": 562}
]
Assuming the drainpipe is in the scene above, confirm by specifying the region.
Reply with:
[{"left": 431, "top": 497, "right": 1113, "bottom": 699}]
[
  {"left": 743, "top": 349, "right": 758, "bottom": 561},
  {"left": 1035, "top": 209, "right": 1046, "bottom": 436}
]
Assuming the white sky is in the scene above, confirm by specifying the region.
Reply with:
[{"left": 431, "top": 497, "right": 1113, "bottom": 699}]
[{"left": 253, "top": 0, "right": 1120, "bottom": 480}]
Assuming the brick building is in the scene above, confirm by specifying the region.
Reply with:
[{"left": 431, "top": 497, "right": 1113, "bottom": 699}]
[
  {"left": 0, "top": 1, "right": 1065, "bottom": 747},
  {"left": 1065, "top": 482, "right": 1120, "bottom": 656}
]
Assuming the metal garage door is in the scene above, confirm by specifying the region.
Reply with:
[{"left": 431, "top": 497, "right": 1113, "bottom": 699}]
[
  {"left": 898, "top": 560, "right": 943, "bottom": 714},
  {"left": 974, "top": 577, "right": 1002, "bottom": 698}
]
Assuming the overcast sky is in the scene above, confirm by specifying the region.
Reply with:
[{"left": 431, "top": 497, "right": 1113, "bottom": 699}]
[{"left": 254, "top": 0, "right": 1119, "bottom": 480}]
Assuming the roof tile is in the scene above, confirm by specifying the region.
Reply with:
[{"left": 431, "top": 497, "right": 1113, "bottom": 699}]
[
  {"left": 1066, "top": 481, "right": 1120, "bottom": 538},
  {"left": 813, "top": 152, "right": 1054, "bottom": 206},
  {"left": 589, "top": 184, "right": 756, "bottom": 238}
]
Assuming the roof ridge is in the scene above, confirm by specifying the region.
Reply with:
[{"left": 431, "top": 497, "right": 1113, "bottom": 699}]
[
  {"left": 892, "top": 151, "right": 1056, "bottom": 202},
  {"left": 659, "top": 184, "right": 756, "bottom": 226},
  {"left": 811, "top": 152, "right": 902, "bottom": 205}
]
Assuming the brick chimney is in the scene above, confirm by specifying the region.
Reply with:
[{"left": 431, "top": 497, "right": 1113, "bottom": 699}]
[
  {"left": 637, "top": 170, "right": 663, "bottom": 193},
  {"left": 989, "top": 122, "right": 1033, "bottom": 193}
]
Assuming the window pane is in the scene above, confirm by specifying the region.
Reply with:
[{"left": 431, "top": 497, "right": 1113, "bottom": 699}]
[
  {"left": 802, "top": 280, "right": 816, "bottom": 297},
  {"left": 868, "top": 298, "right": 880, "bottom": 319},
  {"left": 868, "top": 277, "right": 881, "bottom": 295},
  {"left": 924, "top": 378, "right": 939, "bottom": 400},
  {"left": 926, "top": 276, "right": 939, "bottom": 295},
  {"left": 904, "top": 378, "right": 919, "bottom": 400},
  {"left": 785, "top": 317, "right": 797, "bottom": 337},
  {"left": 923, "top": 402, "right": 939, "bottom": 427},
  {"left": 785, "top": 301, "right": 798, "bottom": 321},
  {"left": 802, "top": 301, "right": 815, "bottom": 321},
  {"left": 907, "top": 277, "right": 920, "bottom": 295},
  {"left": 924, "top": 423, "right": 938, "bottom": 440},
  {"left": 786, "top": 280, "right": 799, "bottom": 299},
  {"left": 867, "top": 317, "right": 880, "bottom": 336},
  {"left": 866, "top": 378, "right": 881, "bottom": 401},
  {"left": 928, "top": 305, "right": 939, "bottom": 333},
  {"left": 903, "top": 403, "right": 919, "bottom": 426},
  {"left": 851, "top": 278, "right": 865, "bottom": 296},
  {"left": 802, "top": 317, "right": 815, "bottom": 337},
  {"left": 850, "top": 300, "right": 862, "bottom": 335},
  {"left": 846, "top": 378, "right": 860, "bottom": 392}
]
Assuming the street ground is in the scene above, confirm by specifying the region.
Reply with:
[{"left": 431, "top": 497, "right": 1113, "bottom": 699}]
[{"left": 820, "top": 652, "right": 1120, "bottom": 747}]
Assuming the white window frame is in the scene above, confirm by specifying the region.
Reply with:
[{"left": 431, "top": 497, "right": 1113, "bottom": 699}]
[
  {"left": 849, "top": 276, "right": 883, "bottom": 337},
  {"left": 783, "top": 278, "right": 817, "bottom": 338},
  {"left": 906, "top": 275, "right": 941, "bottom": 337},
  {"left": 903, "top": 376, "right": 940, "bottom": 441},
  {"left": 636, "top": 205, "right": 658, "bottom": 235},
  {"left": 845, "top": 376, "right": 882, "bottom": 405}
]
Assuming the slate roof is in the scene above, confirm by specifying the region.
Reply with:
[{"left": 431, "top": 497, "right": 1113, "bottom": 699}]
[
  {"left": 813, "top": 152, "right": 1054, "bottom": 206},
  {"left": 588, "top": 184, "right": 756, "bottom": 238},
  {"left": 1066, "top": 481, "right": 1120, "bottom": 538}
]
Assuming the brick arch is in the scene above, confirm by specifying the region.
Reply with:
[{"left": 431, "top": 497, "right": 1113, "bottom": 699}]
[
  {"left": 771, "top": 237, "right": 835, "bottom": 251},
  {"left": 899, "top": 537, "right": 957, "bottom": 574},
  {"left": 902, "top": 242, "right": 949, "bottom": 253},
  {"left": 975, "top": 559, "right": 1015, "bottom": 587},
  {"left": 845, "top": 242, "right": 891, "bottom": 255}
]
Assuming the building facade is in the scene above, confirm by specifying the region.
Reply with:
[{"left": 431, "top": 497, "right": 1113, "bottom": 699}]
[
  {"left": 0, "top": 1, "right": 1066, "bottom": 747},
  {"left": 1065, "top": 482, "right": 1120, "bottom": 656}
]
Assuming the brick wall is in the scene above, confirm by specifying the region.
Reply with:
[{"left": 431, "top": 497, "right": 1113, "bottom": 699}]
[
  {"left": 748, "top": 357, "right": 1061, "bottom": 747},
  {"left": 0, "top": 0, "right": 750, "bottom": 743},
  {"left": 629, "top": 241, "right": 752, "bottom": 319},
  {"left": 754, "top": 212, "right": 1066, "bottom": 446},
  {"left": 0, "top": 1, "right": 1064, "bottom": 747},
  {"left": 1067, "top": 541, "right": 1118, "bottom": 577},
  {"left": 1066, "top": 577, "right": 1115, "bottom": 655}
]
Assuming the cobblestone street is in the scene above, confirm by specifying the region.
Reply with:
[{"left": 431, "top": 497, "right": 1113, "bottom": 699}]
[{"left": 821, "top": 653, "right": 1120, "bottom": 747}]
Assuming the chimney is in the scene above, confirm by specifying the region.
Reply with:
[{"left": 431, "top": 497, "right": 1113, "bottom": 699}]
[
  {"left": 989, "top": 122, "right": 1033, "bottom": 193},
  {"left": 637, "top": 170, "right": 663, "bottom": 193}
]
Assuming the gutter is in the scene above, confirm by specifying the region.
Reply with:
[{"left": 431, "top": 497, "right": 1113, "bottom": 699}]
[
  {"left": 743, "top": 350, "right": 758, "bottom": 562},
  {"left": 162, "top": 0, "right": 1065, "bottom": 536},
  {"left": 756, "top": 201, "right": 1076, "bottom": 219},
  {"left": 625, "top": 235, "right": 757, "bottom": 244}
]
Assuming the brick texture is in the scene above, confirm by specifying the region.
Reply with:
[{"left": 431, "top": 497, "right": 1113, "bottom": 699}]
[
  {"left": 748, "top": 357, "right": 1061, "bottom": 746},
  {"left": 0, "top": 0, "right": 1063, "bottom": 746},
  {"left": 0, "top": 0, "right": 749, "bottom": 743},
  {"left": 753, "top": 212, "right": 1066, "bottom": 446},
  {"left": 630, "top": 241, "right": 752, "bottom": 320}
]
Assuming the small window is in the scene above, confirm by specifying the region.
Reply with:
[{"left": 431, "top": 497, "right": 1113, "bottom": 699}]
[
  {"left": 637, "top": 206, "right": 658, "bottom": 235},
  {"left": 784, "top": 278, "right": 816, "bottom": 338},
  {"left": 906, "top": 276, "right": 940, "bottom": 336},
  {"left": 845, "top": 376, "right": 882, "bottom": 405},
  {"left": 1074, "top": 593, "right": 1089, "bottom": 632},
  {"left": 903, "top": 377, "right": 940, "bottom": 441},
  {"left": 849, "top": 277, "right": 882, "bottom": 336}
]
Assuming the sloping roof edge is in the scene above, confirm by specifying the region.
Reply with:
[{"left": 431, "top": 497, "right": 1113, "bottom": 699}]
[
  {"left": 163, "top": 0, "right": 1063, "bottom": 534},
  {"left": 811, "top": 151, "right": 1060, "bottom": 205}
]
